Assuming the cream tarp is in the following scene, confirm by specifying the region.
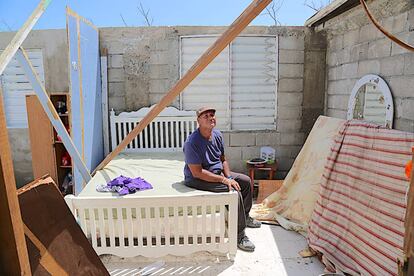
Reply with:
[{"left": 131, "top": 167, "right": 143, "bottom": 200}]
[{"left": 251, "top": 116, "right": 346, "bottom": 233}]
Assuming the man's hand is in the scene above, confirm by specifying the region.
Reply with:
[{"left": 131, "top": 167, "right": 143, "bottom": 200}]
[{"left": 221, "top": 177, "right": 240, "bottom": 191}]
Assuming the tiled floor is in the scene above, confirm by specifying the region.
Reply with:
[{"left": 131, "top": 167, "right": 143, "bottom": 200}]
[{"left": 103, "top": 225, "right": 325, "bottom": 276}]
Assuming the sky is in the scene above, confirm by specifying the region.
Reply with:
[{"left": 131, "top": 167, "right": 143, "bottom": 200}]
[{"left": 0, "top": 0, "right": 319, "bottom": 31}]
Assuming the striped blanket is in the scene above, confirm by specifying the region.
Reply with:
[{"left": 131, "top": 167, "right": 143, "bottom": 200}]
[{"left": 308, "top": 121, "right": 414, "bottom": 276}]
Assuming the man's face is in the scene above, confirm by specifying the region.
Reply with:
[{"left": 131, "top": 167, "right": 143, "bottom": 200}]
[{"left": 197, "top": 111, "right": 216, "bottom": 130}]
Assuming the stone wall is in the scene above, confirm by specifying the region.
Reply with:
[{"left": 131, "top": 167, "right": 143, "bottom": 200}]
[{"left": 315, "top": 0, "right": 414, "bottom": 132}]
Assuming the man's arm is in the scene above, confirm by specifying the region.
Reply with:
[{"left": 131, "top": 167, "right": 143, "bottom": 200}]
[
  {"left": 188, "top": 164, "right": 240, "bottom": 191},
  {"left": 221, "top": 155, "right": 231, "bottom": 178}
]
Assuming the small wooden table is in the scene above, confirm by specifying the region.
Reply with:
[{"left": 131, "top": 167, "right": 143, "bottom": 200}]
[{"left": 246, "top": 161, "right": 278, "bottom": 195}]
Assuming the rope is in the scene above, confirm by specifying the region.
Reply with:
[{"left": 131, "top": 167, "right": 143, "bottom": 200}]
[{"left": 360, "top": 0, "right": 414, "bottom": 52}]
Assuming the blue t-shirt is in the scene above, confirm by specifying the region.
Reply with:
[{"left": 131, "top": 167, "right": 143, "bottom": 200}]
[{"left": 183, "top": 128, "right": 224, "bottom": 181}]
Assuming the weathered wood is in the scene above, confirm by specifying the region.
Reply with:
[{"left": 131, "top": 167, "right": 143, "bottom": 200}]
[
  {"left": 15, "top": 48, "right": 92, "bottom": 183},
  {"left": 101, "top": 50, "right": 110, "bottom": 156},
  {"left": 0, "top": 0, "right": 52, "bottom": 75},
  {"left": 94, "top": 0, "right": 272, "bottom": 172},
  {"left": 0, "top": 87, "right": 31, "bottom": 275},
  {"left": 26, "top": 95, "right": 57, "bottom": 183}
]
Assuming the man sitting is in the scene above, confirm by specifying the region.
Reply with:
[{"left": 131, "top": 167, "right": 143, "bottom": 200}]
[{"left": 183, "top": 106, "right": 261, "bottom": 252}]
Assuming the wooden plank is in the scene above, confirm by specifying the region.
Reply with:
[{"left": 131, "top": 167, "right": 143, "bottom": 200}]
[
  {"left": 26, "top": 95, "right": 57, "bottom": 183},
  {"left": 15, "top": 48, "right": 92, "bottom": 183},
  {"left": 0, "top": 87, "right": 31, "bottom": 275},
  {"left": 0, "top": 0, "right": 52, "bottom": 75},
  {"left": 93, "top": 0, "right": 272, "bottom": 173},
  {"left": 101, "top": 51, "right": 110, "bottom": 156}
]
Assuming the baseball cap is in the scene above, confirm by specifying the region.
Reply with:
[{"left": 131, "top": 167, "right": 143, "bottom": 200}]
[{"left": 196, "top": 106, "right": 216, "bottom": 117}]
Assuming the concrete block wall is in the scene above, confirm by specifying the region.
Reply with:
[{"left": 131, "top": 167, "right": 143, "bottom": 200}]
[
  {"left": 316, "top": 0, "right": 414, "bottom": 132},
  {"left": 100, "top": 26, "right": 308, "bottom": 177}
]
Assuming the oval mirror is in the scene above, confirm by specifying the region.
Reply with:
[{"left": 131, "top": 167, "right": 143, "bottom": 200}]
[{"left": 347, "top": 74, "right": 394, "bottom": 128}]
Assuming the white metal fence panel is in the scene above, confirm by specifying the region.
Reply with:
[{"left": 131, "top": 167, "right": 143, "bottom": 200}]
[{"left": 0, "top": 49, "right": 45, "bottom": 128}]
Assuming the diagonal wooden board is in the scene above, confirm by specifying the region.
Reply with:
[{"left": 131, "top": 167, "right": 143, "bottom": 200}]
[
  {"left": 0, "top": 0, "right": 52, "bottom": 75},
  {"left": 93, "top": 0, "right": 272, "bottom": 173},
  {"left": 0, "top": 88, "right": 31, "bottom": 275}
]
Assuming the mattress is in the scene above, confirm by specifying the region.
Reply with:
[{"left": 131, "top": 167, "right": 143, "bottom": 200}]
[{"left": 79, "top": 152, "right": 212, "bottom": 198}]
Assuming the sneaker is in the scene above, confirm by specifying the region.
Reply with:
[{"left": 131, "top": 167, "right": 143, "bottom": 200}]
[
  {"left": 237, "top": 235, "right": 255, "bottom": 252},
  {"left": 246, "top": 216, "right": 261, "bottom": 228}
]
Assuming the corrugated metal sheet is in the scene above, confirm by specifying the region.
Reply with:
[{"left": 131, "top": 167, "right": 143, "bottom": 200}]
[
  {"left": 0, "top": 50, "right": 45, "bottom": 128},
  {"left": 180, "top": 35, "right": 277, "bottom": 131}
]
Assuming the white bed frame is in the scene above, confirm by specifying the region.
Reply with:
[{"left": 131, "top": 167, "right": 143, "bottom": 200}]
[{"left": 65, "top": 105, "right": 238, "bottom": 258}]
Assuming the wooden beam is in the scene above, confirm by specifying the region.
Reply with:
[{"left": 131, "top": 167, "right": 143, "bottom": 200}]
[
  {"left": 94, "top": 0, "right": 272, "bottom": 173},
  {"left": 0, "top": 87, "right": 31, "bottom": 275},
  {"left": 100, "top": 48, "right": 110, "bottom": 156},
  {"left": 15, "top": 48, "right": 92, "bottom": 183},
  {"left": 0, "top": 0, "right": 52, "bottom": 75}
]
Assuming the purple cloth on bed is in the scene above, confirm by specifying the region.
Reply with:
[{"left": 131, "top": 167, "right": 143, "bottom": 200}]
[{"left": 107, "top": 175, "right": 153, "bottom": 195}]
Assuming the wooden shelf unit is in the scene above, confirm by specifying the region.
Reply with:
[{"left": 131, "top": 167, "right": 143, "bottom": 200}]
[{"left": 26, "top": 93, "right": 73, "bottom": 195}]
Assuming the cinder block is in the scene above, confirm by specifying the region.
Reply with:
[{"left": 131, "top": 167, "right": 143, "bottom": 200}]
[
  {"left": 392, "top": 12, "right": 408, "bottom": 34},
  {"left": 404, "top": 54, "right": 414, "bottom": 75},
  {"left": 227, "top": 159, "right": 246, "bottom": 174},
  {"left": 278, "top": 92, "right": 303, "bottom": 107},
  {"left": 328, "top": 34, "right": 343, "bottom": 52},
  {"left": 279, "top": 50, "right": 304, "bottom": 64},
  {"left": 150, "top": 79, "right": 172, "bottom": 94},
  {"left": 343, "top": 29, "right": 359, "bottom": 48},
  {"left": 154, "top": 41, "right": 171, "bottom": 51},
  {"left": 327, "top": 79, "right": 354, "bottom": 95},
  {"left": 149, "top": 51, "right": 171, "bottom": 65},
  {"left": 280, "top": 133, "right": 304, "bottom": 146},
  {"left": 359, "top": 24, "right": 380, "bottom": 43},
  {"left": 149, "top": 64, "right": 171, "bottom": 79},
  {"left": 394, "top": 97, "right": 403, "bottom": 119},
  {"left": 327, "top": 108, "right": 348, "bottom": 119},
  {"left": 350, "top": 42, "right": 369, "bottom": 62},
  {"left": 109, "top": 54, "right": 123, "bottom": 68},
  {"left": 329, "top": 48, "right": 351, "bottom": 66},
  {"left": 222, "top": 131, "right": 230, "bottom": 147},
  {"left": 278, "top": 106, "right": 302, "bottom": 120},
  {"left": 108, "top": 68, "right": 124, "bottom": 82},
  {"left": 389, "top": 76, "right": 414, "bottom": 98},
  {"left": 357, "top": 60, "right": 380, "bottom": 77},
  {"left": 279, "top": 64, "right": 304, "bottom": 78},
  {"left": 230, "top": 132, "right": 256, "bottom": 146},
  {"left": 401, "top": 98, "right": 414, "bottom": 120},
  {"left": 108, "top": 96, "right": 126, "bottom": 112},
  {"left": 367, "top": 39, "right": 392, "bottom": 59},
  {"left": 225, "top": 147, "right": 242, "bottom": 160},
  {"left": 327, "top": 95, "right": 349, "bottom": 110},
  {"left": 391, "top": 32, "right": 413, "bottom": 56},
  {"left": 276, "top": 119, "right": 301, "bottom": 132},
  {"left": 279, "top": 36, "right": 305, "bottom": 50},
  {"left": 255, "top": 132, "right": 280, "bottom": 146},
  {"left": 342, "top": 62, "right": 358, "bottom": 79},
  {"left": 328, "top": 66, "right": 343, "bottom": 81},
  {"left": 241, "top": 146, "right": 260, "bottom": 160},
  {"left": 394, "top": 118, "right": 414, "bottom": 133},
  {"left": 108, "top": 82, "right": 125, "bottom": 97},
  {"left": 380, "top": 55, "right": 404, "bottom": 76},
  {"left": 278, "top": 78, "right": 303, "bottom": 92}
]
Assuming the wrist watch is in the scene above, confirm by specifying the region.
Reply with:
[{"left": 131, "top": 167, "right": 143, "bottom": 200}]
[{"left": 227, "top": 176, "right": 233, "bottom": 180}]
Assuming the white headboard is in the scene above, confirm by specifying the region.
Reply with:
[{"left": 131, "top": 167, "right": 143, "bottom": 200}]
[{"left": 110, "top": 105, "right": 198, "bottom": 152}]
